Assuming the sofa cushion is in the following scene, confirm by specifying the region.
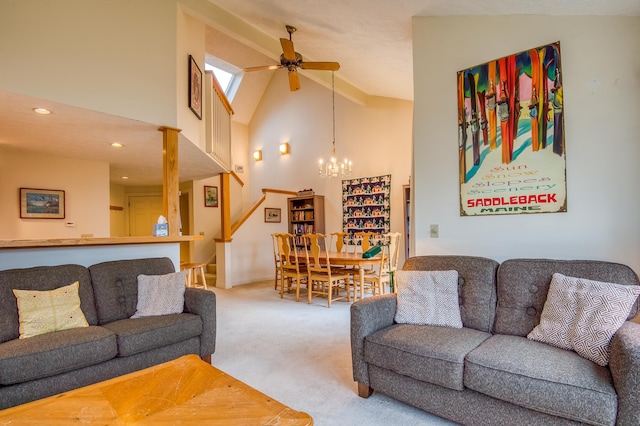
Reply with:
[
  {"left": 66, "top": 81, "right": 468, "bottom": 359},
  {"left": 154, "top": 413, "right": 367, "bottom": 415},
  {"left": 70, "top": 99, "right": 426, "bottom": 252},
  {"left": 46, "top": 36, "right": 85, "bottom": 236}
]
[
  {"left": 13, "top": 281, "right": 89, "bottom": 339},
  {"left": 528, "top": 273, "right": 640, "bottom": 366},
  {"left": 0, "top": 264, "right": 98, "bottom": 343},
  {"left": 0, "top": 326, "right": 116, "bottom": 385},
  {"left": 465, "top": 334, "right": 617, "bottom": 426},
  {"left": 88, "top": 257, "right": 176, "bottom": 324},
  {"left": 365, "top": 323, "right": 491, "bottom": 391},
  {"left": 132, "top": 271, "right": 188, "bottom": 318},
  {"left": 102, "top": 313, "right": 202, "bottom": 357},
  {"left": 394, "top": 270, "right": 462, "bottom": 328},
  {"left": 402, "top": 256, "right": 498, "bottom": 332},
  {"left": 494, "top": 259, "right": 640, "bottom": 337}
]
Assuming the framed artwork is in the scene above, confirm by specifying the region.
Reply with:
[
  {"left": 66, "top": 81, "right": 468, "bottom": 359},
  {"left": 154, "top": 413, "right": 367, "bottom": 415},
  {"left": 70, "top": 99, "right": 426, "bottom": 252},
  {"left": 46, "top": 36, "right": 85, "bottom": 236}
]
[
  {"left": 204, "top": 186, "right": 218, "bottom": 207},
  {"left": 457, "top": 41, "right": 566, "bottom": 216},
  {"left": 188, "top": 54, "right": 203, "bottom": 120},
  {"left": 342, "top": 174, "right": 391, "bottom": 243},
  {"left": 20, "top": 188, "right": 65, "bottom": 219},
  {"left": 264, "top": 208, "right": 281, "bottom": 223}
]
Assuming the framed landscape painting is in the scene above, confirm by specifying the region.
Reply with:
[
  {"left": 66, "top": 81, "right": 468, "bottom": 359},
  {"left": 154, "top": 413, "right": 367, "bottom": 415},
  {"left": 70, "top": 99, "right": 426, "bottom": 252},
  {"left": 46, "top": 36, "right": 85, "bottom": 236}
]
[{"left": 20, "top": 188, "right": 65, "bottom": 219}]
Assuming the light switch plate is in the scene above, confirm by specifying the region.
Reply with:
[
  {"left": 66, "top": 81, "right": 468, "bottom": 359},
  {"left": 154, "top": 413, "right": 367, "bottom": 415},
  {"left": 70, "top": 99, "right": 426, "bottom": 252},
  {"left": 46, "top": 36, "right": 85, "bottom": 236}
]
[{"left": 430, "top": 224, "right": 439, "bottom": 238}]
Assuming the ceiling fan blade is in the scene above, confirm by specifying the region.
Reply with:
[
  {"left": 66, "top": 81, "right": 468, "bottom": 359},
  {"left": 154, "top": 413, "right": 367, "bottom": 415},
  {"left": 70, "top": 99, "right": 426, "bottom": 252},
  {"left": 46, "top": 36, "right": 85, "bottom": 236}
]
[
  {"left": 300, "top": 61, "right": 340, "bottom": 71},
  {"left": 244, "top": 64, "right": 282, "bottom": 72},
  {"left": 280, "top": 38, "right": 297, "bottom": 61},
  {"left": 288, "top": 70, "right": 301, "bottom": 91}
]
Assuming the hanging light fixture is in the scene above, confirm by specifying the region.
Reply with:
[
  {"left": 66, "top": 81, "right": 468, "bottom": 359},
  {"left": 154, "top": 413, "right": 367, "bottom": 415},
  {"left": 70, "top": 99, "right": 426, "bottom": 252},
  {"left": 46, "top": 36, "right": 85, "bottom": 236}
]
[{"left": 318, "top": 71, "right": 352, "bottom": 178}]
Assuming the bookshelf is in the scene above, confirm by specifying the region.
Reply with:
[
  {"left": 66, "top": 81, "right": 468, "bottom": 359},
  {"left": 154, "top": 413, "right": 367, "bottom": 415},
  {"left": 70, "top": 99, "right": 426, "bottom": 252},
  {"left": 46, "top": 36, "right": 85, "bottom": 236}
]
[{"left": 288, "top": 195, "right": 325, "bottom": 247}]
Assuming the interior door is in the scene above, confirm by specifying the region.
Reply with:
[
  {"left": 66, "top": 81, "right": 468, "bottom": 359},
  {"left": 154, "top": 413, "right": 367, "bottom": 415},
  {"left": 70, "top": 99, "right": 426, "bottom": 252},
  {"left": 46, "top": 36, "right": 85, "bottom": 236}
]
[{"left": 129, "top": 196, "right": 163, "bottom": 236}]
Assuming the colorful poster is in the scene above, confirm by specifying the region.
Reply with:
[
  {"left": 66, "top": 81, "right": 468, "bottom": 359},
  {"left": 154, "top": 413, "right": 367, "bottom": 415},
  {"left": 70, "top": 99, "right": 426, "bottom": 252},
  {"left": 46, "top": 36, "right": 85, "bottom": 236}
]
[
  {"left": 458, "top": 42, "right": 566, "bottom": 216},
  {"left": 342, "top": 174, "right": 391, "bottom": 242}
]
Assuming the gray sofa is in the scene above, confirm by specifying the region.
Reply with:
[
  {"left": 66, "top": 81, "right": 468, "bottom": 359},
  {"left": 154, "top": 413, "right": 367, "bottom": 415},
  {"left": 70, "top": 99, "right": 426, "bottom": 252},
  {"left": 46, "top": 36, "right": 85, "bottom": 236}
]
[
  {"left": 351, "top": 256, "right": 640, "bottom": 426},
  {"left": 0, "top": 257, "right": 216, "bottom": 409}
]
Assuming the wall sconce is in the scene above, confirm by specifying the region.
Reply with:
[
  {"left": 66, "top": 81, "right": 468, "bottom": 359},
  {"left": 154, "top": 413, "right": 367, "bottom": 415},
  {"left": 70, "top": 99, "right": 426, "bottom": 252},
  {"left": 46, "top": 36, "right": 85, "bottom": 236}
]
[
  {"left": 279, "top": 142, "right": 290, "bottom": 155},
  {"left": 253, "top": 150, "right": 262, "bottom": 161}
]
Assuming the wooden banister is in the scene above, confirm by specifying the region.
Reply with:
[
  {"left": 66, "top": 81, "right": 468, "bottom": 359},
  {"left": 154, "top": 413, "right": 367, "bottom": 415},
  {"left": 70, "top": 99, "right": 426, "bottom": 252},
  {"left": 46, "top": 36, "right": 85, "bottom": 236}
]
[{"left": 229, "top": 189, "right": 298, "bottom": 236}]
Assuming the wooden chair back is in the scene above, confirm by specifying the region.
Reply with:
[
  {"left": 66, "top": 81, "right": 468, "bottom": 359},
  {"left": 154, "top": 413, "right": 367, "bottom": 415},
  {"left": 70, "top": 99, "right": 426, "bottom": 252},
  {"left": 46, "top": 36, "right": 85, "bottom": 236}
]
[
  {"left": 354, "top": 231, "right": 378, "bottom": 253},
  {"left": 383, "top": 232, "right": 401, "bottom": 273},
  {"left": 303, "top": 233, "right": 331, "bottom": 274},
  {"left": 279, "top": 233, "right": 303, "bottom": 273},
  {"left": 330, "top": 232, "right": 349, "bottom": 253}
]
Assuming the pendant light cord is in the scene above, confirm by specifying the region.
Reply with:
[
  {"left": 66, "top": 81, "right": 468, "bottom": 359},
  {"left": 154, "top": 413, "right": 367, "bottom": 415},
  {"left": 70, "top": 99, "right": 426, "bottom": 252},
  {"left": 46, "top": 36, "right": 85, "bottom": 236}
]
[{"left": 332, "top": 71, "right": 336, "bottom": 158}]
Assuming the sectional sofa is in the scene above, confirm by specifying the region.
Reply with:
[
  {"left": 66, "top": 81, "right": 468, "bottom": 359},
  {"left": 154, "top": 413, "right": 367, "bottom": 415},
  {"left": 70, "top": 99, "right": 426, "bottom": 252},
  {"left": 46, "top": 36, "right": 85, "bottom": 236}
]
[
  {"left": 351, "top": 256, "right": 640, "bottom": 426},
  {"left": 0, "top": 257, "right": 216, "bottom": 409}
]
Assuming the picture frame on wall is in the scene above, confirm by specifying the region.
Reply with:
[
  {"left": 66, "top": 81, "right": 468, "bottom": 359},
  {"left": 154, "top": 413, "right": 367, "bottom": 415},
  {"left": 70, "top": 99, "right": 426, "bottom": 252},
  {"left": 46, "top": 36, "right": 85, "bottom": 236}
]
[
  {"left": 20, "top": 188, "right": 65, "bottom": 219},
  {"left": 264, "top": 208, "right": 281, "bottom": 223},
  {"left": 188, "top": 54, "right": 203, "bottom": 120},
  {"left": 204, "top": 186, "right": 218, "bottom": 207}
]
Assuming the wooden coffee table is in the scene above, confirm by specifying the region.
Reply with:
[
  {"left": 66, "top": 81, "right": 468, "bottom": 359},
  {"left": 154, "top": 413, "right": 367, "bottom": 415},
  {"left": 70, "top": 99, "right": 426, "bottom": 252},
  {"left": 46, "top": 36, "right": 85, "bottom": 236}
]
[{"left": 0, "top": 355, "right": 313, "bottom": 425}]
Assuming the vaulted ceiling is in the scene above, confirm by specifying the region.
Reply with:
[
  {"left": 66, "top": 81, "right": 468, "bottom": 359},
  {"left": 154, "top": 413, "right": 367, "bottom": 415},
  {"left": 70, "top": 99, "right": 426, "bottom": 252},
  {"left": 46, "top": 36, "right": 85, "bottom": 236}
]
[{"left": 2, "top": 0, "right": 638, "bottom": 186}]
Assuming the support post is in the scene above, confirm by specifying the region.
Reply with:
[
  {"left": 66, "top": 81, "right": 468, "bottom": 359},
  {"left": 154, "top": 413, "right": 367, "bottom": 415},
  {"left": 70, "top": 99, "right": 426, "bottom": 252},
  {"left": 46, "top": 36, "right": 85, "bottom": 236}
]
[
  {"left": 158, "top": 126, "right": 181, "bottom": 236},
  {"left": 220, "top": 172, "right": 232, "bottom": 242}
]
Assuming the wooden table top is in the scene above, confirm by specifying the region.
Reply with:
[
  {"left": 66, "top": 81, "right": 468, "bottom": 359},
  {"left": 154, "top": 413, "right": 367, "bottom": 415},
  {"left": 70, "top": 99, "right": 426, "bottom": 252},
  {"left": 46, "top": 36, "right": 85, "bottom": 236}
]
[{"left": 0, "top": 355, "right": 313, "bottom": 425}]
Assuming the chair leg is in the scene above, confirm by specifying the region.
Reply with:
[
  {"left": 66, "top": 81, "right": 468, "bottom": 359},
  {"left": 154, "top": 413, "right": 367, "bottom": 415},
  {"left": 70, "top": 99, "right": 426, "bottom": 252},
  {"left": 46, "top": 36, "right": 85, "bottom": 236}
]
[{"left": 198, "top": 266, "right": 207, "bottom": 289}]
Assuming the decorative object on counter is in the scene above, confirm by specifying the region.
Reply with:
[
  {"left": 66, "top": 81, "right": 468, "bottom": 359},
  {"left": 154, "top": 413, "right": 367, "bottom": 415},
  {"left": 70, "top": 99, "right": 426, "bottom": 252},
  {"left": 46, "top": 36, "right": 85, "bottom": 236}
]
[
  {"left": 319, "top": 71, "right": 352, "bottom": 178},
  {"left": 204, "top": 186, "right": 218, "bottom": 207},
  {"left": 296, "top": 189, "right": 314, "bottom": 196},
  {"left": 19, "top": 188, "right": 65, "bottom": 219}
]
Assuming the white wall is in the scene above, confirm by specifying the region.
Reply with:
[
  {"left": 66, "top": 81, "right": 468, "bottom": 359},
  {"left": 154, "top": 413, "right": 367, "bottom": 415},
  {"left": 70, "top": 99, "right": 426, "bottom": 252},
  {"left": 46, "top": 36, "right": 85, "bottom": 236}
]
[
  {"left": 249, "top": 72, "right": 413, "bottom": 234},
  {"left": 412, "top": 16, "right": 640, "bottom": 274},
  {"left": 0, "top": 147, "right": 110, "bottom": 239},
  {"left": 227, "top": 71, "right": 413, "bottom": 285},
  {"left": 0, "top": 0, "right": 179, "bottom": 126}
]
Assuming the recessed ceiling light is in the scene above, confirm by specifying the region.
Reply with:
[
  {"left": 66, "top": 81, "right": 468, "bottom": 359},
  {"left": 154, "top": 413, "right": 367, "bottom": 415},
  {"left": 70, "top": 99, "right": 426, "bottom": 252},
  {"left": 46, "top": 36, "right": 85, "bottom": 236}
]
[
  {"left": 33, "top": 107, "right": 51, "bottom": 115},
  {"left": 121, "top": 176, "right": 129, "bottom": 180},
  {"left": 111, "top": 142, "right": 124, "bottom": 148}
]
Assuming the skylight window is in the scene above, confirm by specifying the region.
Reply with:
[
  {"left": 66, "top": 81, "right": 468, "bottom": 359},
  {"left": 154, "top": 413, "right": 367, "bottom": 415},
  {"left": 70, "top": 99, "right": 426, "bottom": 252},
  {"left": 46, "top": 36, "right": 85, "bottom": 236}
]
[
  {"left": 205, "top": 64, "right": 233, "bottom": 93},
  {"left": 204, "top": 55, "right": 243, "bottom": 102}
]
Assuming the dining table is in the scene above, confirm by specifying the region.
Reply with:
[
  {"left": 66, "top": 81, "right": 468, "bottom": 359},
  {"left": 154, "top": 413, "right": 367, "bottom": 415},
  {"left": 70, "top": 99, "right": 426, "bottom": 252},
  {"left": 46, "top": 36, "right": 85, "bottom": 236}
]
[{"left": 293, "top": 251, "right": 383, "bottom": 301}]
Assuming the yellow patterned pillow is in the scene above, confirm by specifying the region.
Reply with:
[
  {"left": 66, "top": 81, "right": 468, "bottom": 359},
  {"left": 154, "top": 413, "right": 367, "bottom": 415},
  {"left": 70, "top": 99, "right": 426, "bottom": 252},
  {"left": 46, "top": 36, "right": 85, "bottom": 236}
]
[{"left": 13, "top": 281, "right": 89, "bottom": 339}]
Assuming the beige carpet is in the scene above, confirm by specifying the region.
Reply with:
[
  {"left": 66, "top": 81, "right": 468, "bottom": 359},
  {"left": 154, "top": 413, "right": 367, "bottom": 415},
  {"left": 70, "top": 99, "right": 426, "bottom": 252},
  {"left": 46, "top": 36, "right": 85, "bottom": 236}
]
[{"left": 209, "top": 280, "right": 457, "bottom": 426}]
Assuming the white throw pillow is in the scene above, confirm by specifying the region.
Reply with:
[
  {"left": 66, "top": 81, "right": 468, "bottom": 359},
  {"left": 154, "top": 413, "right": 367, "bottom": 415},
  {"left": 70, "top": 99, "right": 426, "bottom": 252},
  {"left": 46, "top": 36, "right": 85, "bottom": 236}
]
[
  {"left": 131, "top": 271, "right": 188, "bottom": 318},
  {"left": 528, "top": 273, "right": 640, "bottom": 366},
  {"left": 394, "top": 270, "right": 462, "bottom": 328}
]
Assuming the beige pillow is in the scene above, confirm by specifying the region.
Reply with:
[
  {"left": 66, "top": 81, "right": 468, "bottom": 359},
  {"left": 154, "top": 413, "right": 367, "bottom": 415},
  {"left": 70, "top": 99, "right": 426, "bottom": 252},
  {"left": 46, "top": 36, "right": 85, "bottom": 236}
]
[
  {"left": 131, "top": 271, "right": 188, "bottom": 318},
  {"left": 528, "top": 273, "right": 640, "bottom": 366},
  {"left": 394, "top": 270, "right": 462, "bottom": 328},
  {"left": 13, "top": 281, "right": 89, "bottom": 339}
]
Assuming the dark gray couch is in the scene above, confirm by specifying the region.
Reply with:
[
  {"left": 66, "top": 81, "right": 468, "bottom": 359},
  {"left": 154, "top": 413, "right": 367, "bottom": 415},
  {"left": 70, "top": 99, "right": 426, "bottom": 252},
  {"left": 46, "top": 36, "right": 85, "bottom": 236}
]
[
  {"left": 0, "top": 257, "right": 216, "bottom": 409},
  {"left": 351, "top": 256, "right": 640, "bottom": 426}
]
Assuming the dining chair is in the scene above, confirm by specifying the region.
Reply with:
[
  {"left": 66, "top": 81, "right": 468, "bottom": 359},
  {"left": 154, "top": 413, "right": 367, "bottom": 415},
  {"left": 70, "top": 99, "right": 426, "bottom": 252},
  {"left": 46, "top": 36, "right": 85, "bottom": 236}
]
[
  {"left": 361, "top": 244, "right": 388, "bottom": 297},
  {"left": 278, "top": 233, "right": 307, "bottom": 301},
  {"left": 381, "top": 232, "right": 401, "bottom": 293},
  {"left": 330, "top": 231, "right": 350, "bottom": 253},
  {"left": 304, "top": 233, "right": 351, "bottom": 308},
  {"left": 271, "top": 233, "right": 283, "bottom": 291}
]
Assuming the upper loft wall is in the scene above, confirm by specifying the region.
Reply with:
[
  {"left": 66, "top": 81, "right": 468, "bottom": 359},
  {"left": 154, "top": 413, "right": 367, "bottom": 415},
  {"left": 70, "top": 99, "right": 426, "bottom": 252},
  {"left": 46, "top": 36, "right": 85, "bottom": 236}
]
[{"left": 0, "top": 0, "right": 179, "bottom": 126}]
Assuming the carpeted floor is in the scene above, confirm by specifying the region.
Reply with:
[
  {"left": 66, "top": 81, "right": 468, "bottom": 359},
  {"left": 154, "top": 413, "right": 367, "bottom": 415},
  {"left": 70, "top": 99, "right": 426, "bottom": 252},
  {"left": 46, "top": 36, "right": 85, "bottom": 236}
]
[{"left": 209, "top": 280, "right": 457, "bottom": 426}]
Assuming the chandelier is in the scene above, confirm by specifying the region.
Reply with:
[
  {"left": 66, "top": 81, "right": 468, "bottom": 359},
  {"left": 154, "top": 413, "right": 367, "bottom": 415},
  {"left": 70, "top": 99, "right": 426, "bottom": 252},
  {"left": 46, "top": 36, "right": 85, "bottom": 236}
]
[{"left": 319, "top": 71, "right": 352, "bottom": 178}]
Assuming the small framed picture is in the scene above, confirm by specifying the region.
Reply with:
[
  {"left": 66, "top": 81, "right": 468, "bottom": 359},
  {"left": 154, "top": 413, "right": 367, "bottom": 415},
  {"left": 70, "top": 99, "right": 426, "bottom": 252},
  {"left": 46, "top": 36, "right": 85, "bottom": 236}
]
[
  {"left": 20, "top": 188, "right": 65, "bottom": 219},
  {"left": 264, "top": 208, "right": 281, "bottom": 223},
  {"left": 188, "top": 54, "right": 202, "bottom": 120},
  {"left": 204, "top": 186, "right": 218, "bottom": 207}
]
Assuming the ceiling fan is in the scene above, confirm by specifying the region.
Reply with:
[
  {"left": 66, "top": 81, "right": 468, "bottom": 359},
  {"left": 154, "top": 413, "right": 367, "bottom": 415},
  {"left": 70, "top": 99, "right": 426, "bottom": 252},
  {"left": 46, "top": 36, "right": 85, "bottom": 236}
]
[{"left": 244, "top": 25, "right": 340, "bottom": 91}]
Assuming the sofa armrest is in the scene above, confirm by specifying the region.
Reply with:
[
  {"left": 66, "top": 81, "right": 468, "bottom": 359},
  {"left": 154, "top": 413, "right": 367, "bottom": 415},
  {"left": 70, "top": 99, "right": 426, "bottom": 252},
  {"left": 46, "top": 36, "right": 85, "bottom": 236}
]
[
  {"left": 184, "top": 288, "right": 216, "bottom": 358},
  {"left": 350, "top": 294, "right": 397, "bottom": 387},
  {"left": 610, "top": 321, "right": 640, "bottom": 426}
]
